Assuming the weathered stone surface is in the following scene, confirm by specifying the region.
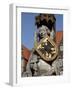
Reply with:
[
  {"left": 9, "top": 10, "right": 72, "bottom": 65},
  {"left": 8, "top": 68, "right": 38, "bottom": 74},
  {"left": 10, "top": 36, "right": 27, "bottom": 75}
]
[
  {"left": 21, "top": 14, "right": 63, "bottom": 77},
  {"left": 52, "top": 58, "right": 63, "bottom": 75},
  {"left": 22, "top": 50, "right": 63, "bottom": 77}
]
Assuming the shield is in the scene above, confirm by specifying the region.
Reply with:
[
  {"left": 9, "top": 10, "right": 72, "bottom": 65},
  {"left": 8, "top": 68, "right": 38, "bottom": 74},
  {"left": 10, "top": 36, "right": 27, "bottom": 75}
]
[{"left": 35, "top": 35, "right": 58, "bottom": 61}]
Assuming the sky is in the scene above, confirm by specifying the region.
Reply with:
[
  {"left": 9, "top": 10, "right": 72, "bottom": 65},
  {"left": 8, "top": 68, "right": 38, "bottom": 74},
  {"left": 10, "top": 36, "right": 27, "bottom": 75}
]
[{"left": 21, "top": 12, "right": 63, "bottom": 50}]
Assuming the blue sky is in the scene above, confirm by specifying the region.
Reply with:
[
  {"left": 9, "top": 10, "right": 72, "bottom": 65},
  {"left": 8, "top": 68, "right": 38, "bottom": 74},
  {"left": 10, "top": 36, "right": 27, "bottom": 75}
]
[{"left": 21, "top": 12, "right": 63, "bottom": 50}]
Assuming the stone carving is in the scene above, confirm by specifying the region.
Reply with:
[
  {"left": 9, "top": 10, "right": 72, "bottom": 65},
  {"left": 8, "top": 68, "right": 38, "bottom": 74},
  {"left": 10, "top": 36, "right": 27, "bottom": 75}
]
[{"left": 21, "top": 14, "right": 63, "bottom": 77}]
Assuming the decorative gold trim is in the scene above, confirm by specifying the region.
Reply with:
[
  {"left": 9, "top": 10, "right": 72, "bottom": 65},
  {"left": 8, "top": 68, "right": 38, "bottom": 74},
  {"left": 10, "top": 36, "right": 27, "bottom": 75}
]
[{"left": 35, "top": 35, "right": 58, "bottom": 61}]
